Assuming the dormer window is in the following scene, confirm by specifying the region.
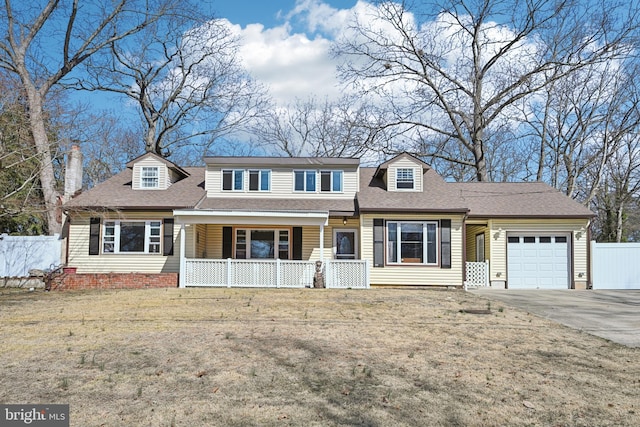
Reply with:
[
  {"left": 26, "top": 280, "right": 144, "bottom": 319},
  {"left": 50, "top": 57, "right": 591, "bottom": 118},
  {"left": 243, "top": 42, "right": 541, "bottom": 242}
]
[
  {"left": 294, "top": 170, "right": 316, "bottom": 192},
  {"left": 141, "top": 167, "right": 159, "bottom": 188},
  {"left": 320, "top": 170, "right": 343, "bottom": 192},
  {"left": 396, "top": 168, "right": 414, "bottom": 190},
  {"left": 222, "top": 169, "right": 244, "bottom": 191},
  {"left": 249, "top": 170, "right": 271, "bottom": 191}
]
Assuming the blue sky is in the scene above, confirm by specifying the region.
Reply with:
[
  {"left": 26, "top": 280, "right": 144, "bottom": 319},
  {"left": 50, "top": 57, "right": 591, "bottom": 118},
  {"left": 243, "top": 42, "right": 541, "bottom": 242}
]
[
  {"left": 81, "top": 1, "right": 364, "bottom": 114},
  {"left": 203, "top": 0, "right": 365, "bottom": 106},
  {"left": 212, "top": 0, "right": 358, "bottom": 29}
]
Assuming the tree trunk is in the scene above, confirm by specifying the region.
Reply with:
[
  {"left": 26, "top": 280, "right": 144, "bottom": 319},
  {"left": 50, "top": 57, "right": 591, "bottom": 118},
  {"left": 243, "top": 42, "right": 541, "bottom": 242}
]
[
  {"left": 144, "top": 124, "right": 158, "bottom": 155},
  {"left": 616, "top": 201, "right": 624, "bottom": 243},
  {"left": 25, "top": 86, "right": 61, "bottom": 235}
]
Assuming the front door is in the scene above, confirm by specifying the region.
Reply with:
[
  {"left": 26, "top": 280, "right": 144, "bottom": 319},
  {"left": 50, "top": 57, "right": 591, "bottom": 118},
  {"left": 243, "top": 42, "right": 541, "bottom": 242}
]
[{"left": 334, "top": 229, "right": 358, "bottom": 259}]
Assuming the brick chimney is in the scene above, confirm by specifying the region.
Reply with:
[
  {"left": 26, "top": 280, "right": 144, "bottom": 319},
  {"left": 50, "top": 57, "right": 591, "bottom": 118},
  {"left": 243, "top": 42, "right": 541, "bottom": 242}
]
[{"left": 64, "top": 144, "right": 83, "bottom": 199}]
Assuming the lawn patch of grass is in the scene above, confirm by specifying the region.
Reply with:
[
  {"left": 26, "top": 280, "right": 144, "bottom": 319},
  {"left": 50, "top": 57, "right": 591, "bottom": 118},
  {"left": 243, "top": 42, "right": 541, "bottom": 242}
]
[{"left": 0, "top": 288, "right": 638, "bottom": 426}]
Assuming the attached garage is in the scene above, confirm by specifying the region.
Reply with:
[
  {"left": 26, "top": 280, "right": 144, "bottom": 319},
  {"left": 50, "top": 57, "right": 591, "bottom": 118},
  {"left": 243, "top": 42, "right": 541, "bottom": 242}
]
[{"left": 507, "top": 234, "right": 570, "bottom": 289}]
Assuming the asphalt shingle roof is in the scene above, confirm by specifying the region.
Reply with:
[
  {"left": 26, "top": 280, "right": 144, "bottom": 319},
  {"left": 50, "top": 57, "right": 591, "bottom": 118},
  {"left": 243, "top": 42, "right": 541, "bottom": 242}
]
[
  {"left": 197, "top": 197, "right": 356, "bottom": 216},
  {"left": 450, "top": 182, "right": 594, "bottom": 218},
  {"left": 357, "top": 167, "right": 468, "bottom": 213},
  {"left": 65, "top": 161, "right": 593, "bottom": 219},
  {"left": 64, "top": 167, "right": 205, "bottom": 210}
]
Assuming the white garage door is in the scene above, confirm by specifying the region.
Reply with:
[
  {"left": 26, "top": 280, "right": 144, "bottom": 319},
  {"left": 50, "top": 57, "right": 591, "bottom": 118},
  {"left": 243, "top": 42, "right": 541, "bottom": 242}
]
[{"left": 507, "top": 235, "right": 569, "bottom": 289}]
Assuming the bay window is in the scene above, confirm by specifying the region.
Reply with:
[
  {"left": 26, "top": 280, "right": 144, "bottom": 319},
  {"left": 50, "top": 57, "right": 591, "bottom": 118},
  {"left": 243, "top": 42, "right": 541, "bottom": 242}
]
[
  {"left": 102, "top": 220, "right": 162, "bottom": 254},
  {"left": 387, "top": 221, "right": 437, "bottom": 264}
]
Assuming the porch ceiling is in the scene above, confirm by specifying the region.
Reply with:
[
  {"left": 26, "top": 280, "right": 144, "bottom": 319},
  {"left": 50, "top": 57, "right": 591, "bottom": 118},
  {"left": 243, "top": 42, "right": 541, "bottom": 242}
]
[{"left": 173, "top": 209, "right": 329, "bottom": 226}]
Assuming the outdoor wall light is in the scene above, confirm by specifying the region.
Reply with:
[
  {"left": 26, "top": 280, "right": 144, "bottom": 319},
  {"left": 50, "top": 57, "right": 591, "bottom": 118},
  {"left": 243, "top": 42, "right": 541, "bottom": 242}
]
[
  {"left": 493, "top": 228, "right": 502, "bottom": 240},
  {"left": 343, "top": 217, "right": 348, "bottom": 225}
]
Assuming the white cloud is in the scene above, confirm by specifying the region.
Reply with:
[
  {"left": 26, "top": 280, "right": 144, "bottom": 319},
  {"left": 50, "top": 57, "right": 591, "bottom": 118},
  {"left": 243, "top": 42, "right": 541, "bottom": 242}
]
[{"left": 218, "top": 1, "right": 410, "bottom": 108}]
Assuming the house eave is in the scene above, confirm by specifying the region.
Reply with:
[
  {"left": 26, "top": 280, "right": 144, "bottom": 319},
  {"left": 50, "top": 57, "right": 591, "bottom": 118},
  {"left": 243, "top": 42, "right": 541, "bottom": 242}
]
[
  {"left": 466, "top": 213, "right": 595, "bottom": 220},
  {"left": 359, "top": 207, "right": 469, "bottom": 215},
  {"left": 173, "top": 209, "right": 330, "bottom": 226}
]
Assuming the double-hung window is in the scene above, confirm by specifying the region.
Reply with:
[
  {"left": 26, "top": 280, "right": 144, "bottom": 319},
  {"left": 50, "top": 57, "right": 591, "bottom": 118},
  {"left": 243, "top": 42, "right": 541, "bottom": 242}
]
[
  {"left": 102, "top": 220, "right": 162, "bottom": 254},
  {"left": 396, "top": 168, "right": 414, "bottom": 190},
  {"left": 387, "top": 221, "right": 437, "bottom": 264},
  {"left": 294, "top": 170, "right": 316, "bottom": 192},
  {"left": 249, "top": 169, "right": 271, "bottom": 191},
  {"left": 320, "top": 170, "right": 343, "bottom": 192},
  {"left": 235, "top": 229, "right": 290, "bottom": 259},
  {"left": 141, "top": 167, "right": 159, "bottom": 188},
  {"left": 222, "top": 169, "right": 244, "bottom": 191}
]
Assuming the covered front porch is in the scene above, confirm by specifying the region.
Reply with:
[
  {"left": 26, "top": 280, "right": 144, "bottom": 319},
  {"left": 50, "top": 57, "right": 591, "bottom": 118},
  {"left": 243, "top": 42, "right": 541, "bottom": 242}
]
[{"left": 174, "top": 209, "right": 369, "bottom": 289}]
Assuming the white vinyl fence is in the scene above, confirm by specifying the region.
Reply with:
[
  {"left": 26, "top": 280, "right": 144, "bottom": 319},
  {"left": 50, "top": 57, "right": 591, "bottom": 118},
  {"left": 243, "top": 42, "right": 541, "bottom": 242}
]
[
  {"left": 591, "top": 241, "right": 640, "bottom": 289},
  {"left": 0, "top": 234, "right": 62, "bottom": 278},
  {"left": 182, "top": 258, "right": 370, "bottom": 289}
]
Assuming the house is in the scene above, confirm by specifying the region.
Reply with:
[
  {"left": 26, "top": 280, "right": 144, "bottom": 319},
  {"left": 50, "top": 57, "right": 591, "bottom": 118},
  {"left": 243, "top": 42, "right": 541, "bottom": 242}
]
[{"left": 62, "top": 151, "right": 594, "bottom": 290}]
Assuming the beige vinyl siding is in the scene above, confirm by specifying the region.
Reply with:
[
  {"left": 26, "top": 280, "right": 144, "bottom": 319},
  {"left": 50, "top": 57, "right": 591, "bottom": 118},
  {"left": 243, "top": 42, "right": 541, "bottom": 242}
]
[
  {"left": 184, "top": 225, "right": 195, "bottom": 258},
  {"left": 466, "top": 224, "right": 488, "bottom": 262},
  {"left": 487, "top": 218, "right": 590, "bottom": 287},
  {"left": 67, "top": 211, "right": 180, "bottom": 273},
  {"left": 206, "top": 225, "right": 223, "bottom": 259},
  {"left": 205, "top": 165, "right": 358, "bottom": 199},
  {"left": 361, "top": 214, "right": 465, "bottom": 287},
  {"left": 387, "top": 157, "right": 423, "bottom": 192},
  {"left": 195, "top": 224, "right": 207, "bottom": 258},
  {"left": 132, "top": 157, "right": 169, "bottom": 190}
]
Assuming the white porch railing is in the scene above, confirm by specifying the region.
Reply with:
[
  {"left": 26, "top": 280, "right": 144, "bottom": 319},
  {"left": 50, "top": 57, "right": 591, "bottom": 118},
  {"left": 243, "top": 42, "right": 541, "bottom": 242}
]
[
  {"left": 182, "top": 258, "right": 369, "bottom": 289},
  {"left": 325, "top": 260, "right": 370, "bottom": 289},
  {"left": 464, "top": 260, "right": 490, "bottom": 290}
]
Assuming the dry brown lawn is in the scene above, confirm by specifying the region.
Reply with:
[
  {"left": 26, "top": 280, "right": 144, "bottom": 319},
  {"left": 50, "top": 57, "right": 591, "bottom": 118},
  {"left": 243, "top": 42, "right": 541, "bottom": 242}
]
[{"left": 0, "top": 287, "right": 638, "bottom": 426}]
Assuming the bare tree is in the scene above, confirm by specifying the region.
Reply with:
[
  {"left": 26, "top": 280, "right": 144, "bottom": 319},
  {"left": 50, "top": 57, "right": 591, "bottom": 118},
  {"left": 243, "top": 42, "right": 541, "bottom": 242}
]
[
  {"left": 73, "top": 17, "right": 269, "bottom": 157},
  {"left": 334, "top": 0, "right": 639, "bottom": 181},
  {"left": 69, "top": 111, "right": 143, "bottom": 188},
  {"left": 0, "top": 0, "right": 183, "bottom": 235},
  {"left": 517, "top": 59, "right": 639, "bottom": 205},
  {"left": 253, "top": 96, "right": 383, "bottom": 158}
]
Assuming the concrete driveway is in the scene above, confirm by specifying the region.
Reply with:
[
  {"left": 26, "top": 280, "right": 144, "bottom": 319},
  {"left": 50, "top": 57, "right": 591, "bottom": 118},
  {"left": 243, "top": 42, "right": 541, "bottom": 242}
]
[{"left": 471, "top": 289, "right": 640, "bottom": 347}]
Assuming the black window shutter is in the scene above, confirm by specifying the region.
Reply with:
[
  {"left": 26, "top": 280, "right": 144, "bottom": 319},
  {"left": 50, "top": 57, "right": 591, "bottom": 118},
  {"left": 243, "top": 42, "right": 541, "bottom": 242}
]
[
  {"left": 292, "top": 227, "right": 303, "bottom": 260},
  {"left": 89, "top": 217, "right": 100, "bottom": 255},
  {"left": 163, "top": 219, "right": 174, "bottom": 256},
  {"left": 441, "top": 219, "right": 451, "bottom": 269},
  {"left": 373, "top": 219, "right": 384, "bottom": 267},
  {"left": 222, "top": 226, "right": 233, "bottom": 258}
]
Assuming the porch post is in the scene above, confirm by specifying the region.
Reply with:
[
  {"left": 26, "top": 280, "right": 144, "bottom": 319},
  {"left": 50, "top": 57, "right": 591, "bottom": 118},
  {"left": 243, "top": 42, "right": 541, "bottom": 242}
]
[
  {"left": 319, "top": 223, "right": 325, "bottom": 260},
  {"left": 179, "top": 223, "right": 186, "bottom": 288}
]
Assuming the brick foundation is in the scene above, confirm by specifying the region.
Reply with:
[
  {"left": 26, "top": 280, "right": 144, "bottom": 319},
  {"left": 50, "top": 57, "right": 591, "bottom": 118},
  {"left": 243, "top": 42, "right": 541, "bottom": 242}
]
[{"left": 60, "top": 272, "right": 178, "bottom": 290}]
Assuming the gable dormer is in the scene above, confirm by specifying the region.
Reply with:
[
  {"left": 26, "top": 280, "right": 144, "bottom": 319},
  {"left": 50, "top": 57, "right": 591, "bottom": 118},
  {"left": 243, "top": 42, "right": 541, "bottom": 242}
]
[
  {"left": 374, "top": 152, "right": 429, "bottom": 192},
  {"left": 126, "top": 152, "right": 190, "bottom": 190}
]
